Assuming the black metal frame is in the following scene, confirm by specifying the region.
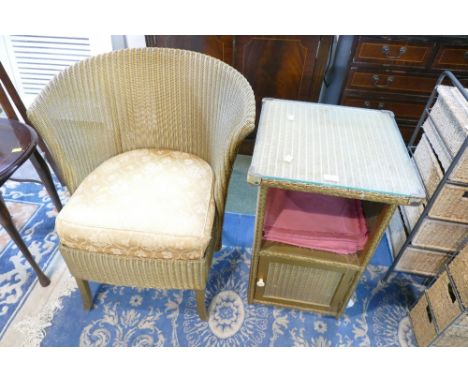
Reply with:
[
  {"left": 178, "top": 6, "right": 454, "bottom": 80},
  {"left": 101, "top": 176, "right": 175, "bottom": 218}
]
[{"left": 383, "top": 70, "right": 468, "bottom": 282}]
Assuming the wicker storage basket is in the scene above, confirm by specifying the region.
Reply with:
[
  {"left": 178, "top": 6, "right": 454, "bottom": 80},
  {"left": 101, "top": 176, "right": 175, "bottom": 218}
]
[
  {"left": 430, "top": 245, "right": 468, "bottom": 346},
  {"left": 409, "top": 293, "right": 437, "bottom": 347},
  {"left": 413, "top": 133, "right": 443, "bottom": 198},
  {"left": 432, "top": 333, "right": 468, "bottom": 346},
  {"left": 387, "top": 209, "right": 407, "bottom": 253},
  {"left": 410, "top": 290, "right": 468, "bottom": 346},
  {"left": 412, "top": 219, "right": 468, "bottom": 252},
  {"left": 400, "top": 204, "right": 425, "bottom": 231},
  {"left": 387, "top": 210, "right": 452, "bottom": 276},
  {"left": 410, "top": 244, "right": 468, "bottom": 346},
  {"left": 450, "top": 152, "right": 468, "bottom": 184},
  {"left": 448, "top": 244, "right": 468, "bottom": 308},
  {"left": 426, "top": 271, "right": 462, "bottom": 332},
  {"left": 439, "top": 321, "right": 468, "bottom": 337},
  {"left": 429, "top": 184, "right": 468, "bottom": 224},
  {"left": 422, "top": 85, "right": 467, "bottom": 182},
  {"left": 395, "top": 246, "right": 451, "bottom": 276}
]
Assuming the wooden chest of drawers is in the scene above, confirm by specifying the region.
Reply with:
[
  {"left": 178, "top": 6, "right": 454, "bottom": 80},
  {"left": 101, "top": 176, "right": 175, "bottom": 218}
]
[{"left": 340, "top": 36, "right": 468, "bottom": 141}]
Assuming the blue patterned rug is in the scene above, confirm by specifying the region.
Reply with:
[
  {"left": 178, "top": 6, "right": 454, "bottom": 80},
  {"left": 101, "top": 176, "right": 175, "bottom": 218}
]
[
  {"left": 42, "top": 249, "right": 423, "bottom": 346},
  {"left": 40, "top": 214, "right": 424, "bottom": 347},
  {"left": 0, "top": 181, "right": 425, "bottom": 346},
  {"left": 0, "top": 180, "right": 62, "bottom": 339}
]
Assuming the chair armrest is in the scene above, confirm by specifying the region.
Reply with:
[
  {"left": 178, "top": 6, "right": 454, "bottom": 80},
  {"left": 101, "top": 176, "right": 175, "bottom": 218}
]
[{"left": 206, "top": 79, "right": 255, "bottom": 247}]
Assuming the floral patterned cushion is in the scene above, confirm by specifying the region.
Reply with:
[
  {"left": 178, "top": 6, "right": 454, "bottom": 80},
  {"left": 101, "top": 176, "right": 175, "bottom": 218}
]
[{"left": 56, "top": 149, "right": 215, "bottom": 260}]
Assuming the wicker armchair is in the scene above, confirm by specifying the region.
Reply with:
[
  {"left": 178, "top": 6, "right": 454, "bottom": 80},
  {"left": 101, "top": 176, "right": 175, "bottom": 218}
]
[{"left": 27, "top": 48, "right": 255, "bottom": 320}]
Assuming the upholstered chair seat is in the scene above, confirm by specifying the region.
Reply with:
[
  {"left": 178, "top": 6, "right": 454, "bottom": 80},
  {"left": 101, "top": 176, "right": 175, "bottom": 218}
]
[{"left": 56, "top": 149, "right": 215, "bottom": 260}]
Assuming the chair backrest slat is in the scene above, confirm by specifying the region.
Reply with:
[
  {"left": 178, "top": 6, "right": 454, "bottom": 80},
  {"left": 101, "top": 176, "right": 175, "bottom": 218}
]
[
  {"left": 0, "top": 61, "right": 30, "bottom": 123},
  {"left": 0, "top": 82, "right": 19, "bottom": 120}
]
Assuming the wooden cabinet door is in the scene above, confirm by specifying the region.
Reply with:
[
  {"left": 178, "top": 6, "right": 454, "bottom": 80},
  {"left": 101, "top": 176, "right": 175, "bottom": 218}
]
[
  {"left": 145, "top": 35, "right": 234, "bottom": 65},
  {"left": 234, "top": 36, "right": 333, "bottom": 119}
]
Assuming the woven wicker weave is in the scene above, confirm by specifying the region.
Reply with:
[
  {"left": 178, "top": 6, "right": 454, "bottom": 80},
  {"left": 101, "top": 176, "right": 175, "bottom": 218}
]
[
  {"left": 428, "top": 245, "right": 468, "bottom": 346},
  {"left": 397, "top": 133, "right": 442, "bottom": 231},
  {"left": 410, "top": 242, "right": 468, "bottom": 346},
  {"left": 410, "top": 294, "right": 437, "bottom": 347},
  {"left": 27, "top": 48, "right": 256, "bottom": 319},
  {"left": 412, "top": 219, "right": 468, "bottom": 252},
  {"left": 61, "top": 245, "right": 209, "bottom": 290},
  {"left": 432, "top": 334, "right": 468, "bottom": 346},
  {"left": 387, "top": 209, "right": 408, "bottom": 253},
  {"left": 423, "top": 85, "right": 468, "bottom": 171},
  {"left": 422, "top": 85, "right": 467, "bottom": 182},
  {"left": 400, "top": 204, "right": 425, "bottom": 231},
  {"left": 426, "top": 271, "right": 463, "bottom": 332},
  {"left": 413, "top": 134, "right": 443, "bottom": 199},
  {"left": 388, "top": 207, "right": 452, "bottom": 276},
  {"left": 431, "top": 86, "right": 467, "bottom": 156},
  {"left": 451, "top": 152, "right": 468, "bottom": 183},
  {"left": 448, "top": 244, "right": 468, "bottom": 307},
  {"left": 263, "top": 261, "right": 342, "bottom": 306},
  {"left": 429, "top": 184, "right": 468, "bottom": 224},
  {"left": 395, "top": 246, "right": 450, "bottom": 276}
]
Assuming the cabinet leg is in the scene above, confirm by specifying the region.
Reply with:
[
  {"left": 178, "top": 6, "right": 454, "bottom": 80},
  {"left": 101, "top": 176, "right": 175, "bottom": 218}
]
[{"left": 0, "top": 193, "right": 50, "bottom": 287}]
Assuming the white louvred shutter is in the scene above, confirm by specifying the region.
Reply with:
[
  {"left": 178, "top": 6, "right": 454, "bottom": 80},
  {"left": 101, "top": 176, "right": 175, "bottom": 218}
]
[{"left": 0, "top": 35, "right": 112, "bottom": 105}]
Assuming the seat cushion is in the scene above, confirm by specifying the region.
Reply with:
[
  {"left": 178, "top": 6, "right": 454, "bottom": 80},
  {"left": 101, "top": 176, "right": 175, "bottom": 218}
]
[{"left": 56, "top": 149, "right": 215, "bottom": 260}]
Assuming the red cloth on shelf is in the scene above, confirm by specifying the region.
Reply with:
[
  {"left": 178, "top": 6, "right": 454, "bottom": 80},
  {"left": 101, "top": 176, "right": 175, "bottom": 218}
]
[{"left": 263, "top": 188, "right": 368, "bottom": 255}]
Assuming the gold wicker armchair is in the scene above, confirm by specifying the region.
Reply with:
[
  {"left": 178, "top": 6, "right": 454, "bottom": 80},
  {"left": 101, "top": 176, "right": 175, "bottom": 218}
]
[{"left": 27, "top": 48, "right": 255, "bottom": 320}]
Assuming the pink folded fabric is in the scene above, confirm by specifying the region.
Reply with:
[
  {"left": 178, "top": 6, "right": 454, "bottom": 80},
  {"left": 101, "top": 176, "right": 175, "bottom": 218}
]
[{"left": 263, "top": 189, "right": 368, "bottom": 254}]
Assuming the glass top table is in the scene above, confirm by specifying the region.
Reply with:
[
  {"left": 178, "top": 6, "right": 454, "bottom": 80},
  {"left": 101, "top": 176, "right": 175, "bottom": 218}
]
[{"left": 248, "top": 99, "right": 426, "bottom": 205}]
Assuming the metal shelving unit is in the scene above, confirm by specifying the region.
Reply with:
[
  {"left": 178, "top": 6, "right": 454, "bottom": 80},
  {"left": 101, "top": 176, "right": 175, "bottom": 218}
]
[{"left": 384, "top": 71, "right": 468, "bottom": 283}]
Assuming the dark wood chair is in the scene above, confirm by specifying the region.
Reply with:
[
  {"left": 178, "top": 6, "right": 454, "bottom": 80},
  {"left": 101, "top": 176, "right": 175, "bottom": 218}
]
[
  {"left": 0, "top": 61, "right": 64, "bottom": 184},
  {"left": 0, "top": 61, "right": 63, "bottom": 286}
]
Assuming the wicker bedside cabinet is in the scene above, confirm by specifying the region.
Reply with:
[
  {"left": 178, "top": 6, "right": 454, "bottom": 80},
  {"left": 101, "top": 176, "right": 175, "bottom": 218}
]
[{"left": 247, "top": 99, "right": 425, "bottom": 317}]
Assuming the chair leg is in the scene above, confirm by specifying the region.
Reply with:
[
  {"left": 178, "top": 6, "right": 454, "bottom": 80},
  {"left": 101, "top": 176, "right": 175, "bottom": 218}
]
[
  {"left": 0, "top": 193, "right": 50, "bottom": 287},
  {"left": 30, "top": 149, "right": 63, "bottom": 212},
  {"left": 196, "top": 289, "right": 208, "bottom": 321},
  {"left": 76, "top": 278, "right": 93, "bottom": 310}
]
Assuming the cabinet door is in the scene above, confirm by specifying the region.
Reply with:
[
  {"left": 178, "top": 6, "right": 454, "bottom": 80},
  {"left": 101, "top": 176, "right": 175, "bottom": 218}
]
[
  {"left": 234, "top": 36, "right": 333, "bottom": 115},
  {"left": 145, "top": 35, "right": 234, "bottom": 65},
  {"left": 252, "top": 255, "right": 357, "bottom": 316}
]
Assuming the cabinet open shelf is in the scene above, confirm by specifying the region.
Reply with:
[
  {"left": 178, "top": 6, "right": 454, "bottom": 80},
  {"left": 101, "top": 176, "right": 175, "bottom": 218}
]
[
  {"left": 260, "top": 191, "right": 389, "bottom": 270},
  {"left": 259, "top": 240, "right": 361, "bottom": 270}
]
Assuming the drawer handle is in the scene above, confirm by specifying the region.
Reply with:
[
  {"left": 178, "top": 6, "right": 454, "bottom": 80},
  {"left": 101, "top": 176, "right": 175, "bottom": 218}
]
[
  {"left": 256, "top": 278, "right": 265, "bottom": 288},
  {"left": 426, "top": 305, "right": 433, "bottom": 323},
  {"left": 381, "top": 45, "right": 407, "bottom": 59},
  {"left": 463, "top": 191, "right": 468, "bottom": 198},
  {"left": 448, "top": 283, "right": 457, "bottom": 303},
  {"left": 372, "top": 74, "right": 395, "bottom": 88},
  {"left": 363, "top": 101, "right": 385, "bottom": 109}
]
